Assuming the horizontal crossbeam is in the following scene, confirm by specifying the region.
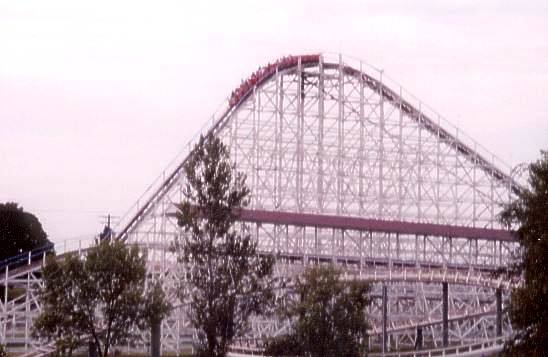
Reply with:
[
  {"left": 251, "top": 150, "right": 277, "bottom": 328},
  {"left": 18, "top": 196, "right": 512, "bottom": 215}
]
[{"left": 236, "top": 209, "right": 516, "bottom": 242}]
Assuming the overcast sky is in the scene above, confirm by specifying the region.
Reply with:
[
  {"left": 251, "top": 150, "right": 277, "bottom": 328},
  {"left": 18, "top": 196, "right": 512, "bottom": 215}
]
[{"left": 1, "top": 0, "right": 547, "bottom": 244}]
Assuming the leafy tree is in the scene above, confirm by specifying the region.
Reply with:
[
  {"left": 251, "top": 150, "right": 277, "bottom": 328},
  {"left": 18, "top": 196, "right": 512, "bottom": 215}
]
[
  {"left": 175, "top": 134, "right": 275, "bottom": 357},
  {"left": 0, "top": 202, "right": 52, "bottom": 261},
  {"left": 33, "top": 239, "right": 171, "bottom": 357},
  {"left": 500, "top": 151, "right": 548, "bottom": 356},
  {"left": 143, "top": 279, "right": 172, "bottom": 328},
  {"left": 33, "top": 254, "right": 85, "bottom": 357},
  {"left": 265, "top": 265, "right": 371, "bottom": 357}
]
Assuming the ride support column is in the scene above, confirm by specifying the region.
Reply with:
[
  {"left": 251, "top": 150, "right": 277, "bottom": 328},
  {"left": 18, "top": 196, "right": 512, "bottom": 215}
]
[{"left": 382, "top": 285, "right": 388, "bottom": 353}]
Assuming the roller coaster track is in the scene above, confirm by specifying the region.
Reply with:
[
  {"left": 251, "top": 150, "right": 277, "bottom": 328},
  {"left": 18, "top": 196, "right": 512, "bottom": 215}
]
[
  {"left": 2, "top": 53, "right": 522, "bottom": 355},
  {"left": 115, "top": 54, "right": 522, "bottom": 244}
]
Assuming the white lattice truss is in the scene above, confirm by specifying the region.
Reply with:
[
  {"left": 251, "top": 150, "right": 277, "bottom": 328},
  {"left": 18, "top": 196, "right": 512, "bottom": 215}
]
[{"left": 1, "top": 53, "right": 523, "bottom": 355}]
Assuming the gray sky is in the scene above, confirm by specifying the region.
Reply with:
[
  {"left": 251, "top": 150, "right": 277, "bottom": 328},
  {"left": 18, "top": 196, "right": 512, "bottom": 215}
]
[{"left": 1, "top": 0, "right": 547, "bottom": 244}]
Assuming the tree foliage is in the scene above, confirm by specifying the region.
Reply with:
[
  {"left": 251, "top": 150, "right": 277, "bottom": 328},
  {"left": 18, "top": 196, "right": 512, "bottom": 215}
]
[
  {"left": 0, "top": 202, "right": 52, "bottom": 261},
  {"left": 176, "top": 134, "right": 275, "bottom": 357},
  {"left": 265, "top": 265, "right": 371, "bottom": 357},
  {"left": 500, "top": 151, "right": 548, "bottom": 356},
  {"left": 33, "top": 239, "right": 171, "bottom": 357}
]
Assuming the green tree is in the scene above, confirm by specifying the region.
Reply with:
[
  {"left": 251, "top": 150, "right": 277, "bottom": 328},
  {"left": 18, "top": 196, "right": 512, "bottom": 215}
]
[
  {"left": 0, "top": 202, "right": 52, "bottom": 261},
  {"left": 33, "top": 239, "right": 171, "bottom": 357},
  {"left": 175, "top": 134, "right": 275, "bottom": 357},
  {"left": 142, "top": 279, "right": 172, "bottom": 328},
  {"left": 265, "top": 265, "right": 371, "bottom": 357},
  {"left": 500, "top": 151, "right": 548, "bottom": 356}
]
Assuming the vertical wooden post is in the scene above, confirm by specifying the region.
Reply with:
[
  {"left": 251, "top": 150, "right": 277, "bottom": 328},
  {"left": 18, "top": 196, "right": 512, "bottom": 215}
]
[
  {"left": 496, "top": 288, "right": 502, "bottom": 337},
  {"left": 443, "top": 282, "right": 449, "bottom": 347},
  {"left": 382, "top": 285, "right": 388, "bottom": 353}
]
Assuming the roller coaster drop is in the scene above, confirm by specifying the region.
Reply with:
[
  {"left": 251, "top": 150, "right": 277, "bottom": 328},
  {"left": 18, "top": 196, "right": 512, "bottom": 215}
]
[{"left": 1, "top": 53, "right": 522, "bottom": 356}]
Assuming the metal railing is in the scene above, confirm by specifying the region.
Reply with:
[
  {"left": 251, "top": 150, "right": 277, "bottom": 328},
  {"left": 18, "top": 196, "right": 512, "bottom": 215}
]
[
  {"left": 0, "top": 243, "right": 54, "bottom": 271},
  {"left": 1, "top": 237, "right": 100, "bottom": 278}
]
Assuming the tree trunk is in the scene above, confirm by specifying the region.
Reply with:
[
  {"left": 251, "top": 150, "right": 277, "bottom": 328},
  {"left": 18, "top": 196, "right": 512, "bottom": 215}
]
[
  {"left": 88, "top": 340, "right": 97, "bottom": 357},
  {"left": 151, "top": 320, "right": 161, "bottom": 357}
]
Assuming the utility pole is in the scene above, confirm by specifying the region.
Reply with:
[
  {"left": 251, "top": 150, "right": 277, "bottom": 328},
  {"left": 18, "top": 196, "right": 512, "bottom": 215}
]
[{"left": 99, "top": 214, "right": 119, "bottom": 240}]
